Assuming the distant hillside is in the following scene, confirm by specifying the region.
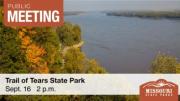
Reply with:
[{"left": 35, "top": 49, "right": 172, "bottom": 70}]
[{"left": 106, "top": 11, "right": 180, "bottom": 19}]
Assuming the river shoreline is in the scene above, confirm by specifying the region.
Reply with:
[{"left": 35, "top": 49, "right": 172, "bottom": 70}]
[{"left": 106, "top": 11, "right": 180, "bottom": 19}]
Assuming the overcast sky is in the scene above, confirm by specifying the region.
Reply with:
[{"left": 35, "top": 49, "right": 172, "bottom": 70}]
[{"left": 64, "top": 0, "right": 180, "bottom": 11}]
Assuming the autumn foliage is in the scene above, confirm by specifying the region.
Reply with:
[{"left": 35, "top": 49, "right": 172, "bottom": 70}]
[{"left": 18, "top": 28, "right": 49, "bottom": 73}]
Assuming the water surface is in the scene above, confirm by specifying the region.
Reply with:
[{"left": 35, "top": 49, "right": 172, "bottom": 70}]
[{"left": 65, "top": 12, "right": 180, "bottom": 73}]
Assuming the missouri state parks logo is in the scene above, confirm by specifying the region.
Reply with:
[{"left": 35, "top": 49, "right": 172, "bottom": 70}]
[{"left": 140, "top": 79, "right": 178, "bottom": 101}]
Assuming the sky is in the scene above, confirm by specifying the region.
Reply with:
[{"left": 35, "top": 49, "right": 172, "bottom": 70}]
[{"left": 64, "top": 0, "right": 180, "bottom": 11}]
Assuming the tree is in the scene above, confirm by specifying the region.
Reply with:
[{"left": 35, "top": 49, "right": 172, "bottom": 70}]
[
  {"left": 86, "top": 59, "right": 106, "bottom": 73},
  {"left": 56, "top": 22, "right": 81, "bottom": 46},
  {"left": 176, "top": 63, "right": 180, "bottom": 73},
  {"left": 0, "top": 7, "right": 2, "bottom": 23},
  {"left": 151, "top": 53, "right": 177, "bottom": 73},
  {"left": 125, "top": 95, "right": 139, "bottom": 101},
  {"left": 62, "top": 48, "right": 107, "bottom": 74},
  {"left": 0, "top": 0, "right": 3, "bottom": 6},
  {"left": 63, "top": 48, "right": 85, "bottom": 73},
  {"left": 4, "top": 95, "right": 73, "bottom": 101},
  {"left": 30, "top": 27, "right": 62, "bottom": 73},
  {"left": 0, "top": 23, "right": 29, "bottom": 73}
]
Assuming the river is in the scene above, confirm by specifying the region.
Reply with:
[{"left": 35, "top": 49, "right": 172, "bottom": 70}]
[{"left": 65, "top": 12, "right": 180, "bottom": 73}]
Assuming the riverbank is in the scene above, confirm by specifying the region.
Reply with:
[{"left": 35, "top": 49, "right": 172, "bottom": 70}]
[
  {"left": 106, "top": 11, "right": 180, "bottom": 19},
  {"left": 62, "top": 41, "right": 84, "bottom": 56},
  {"left": 65, "top": 11, "right": 84, "bottom": 16}
]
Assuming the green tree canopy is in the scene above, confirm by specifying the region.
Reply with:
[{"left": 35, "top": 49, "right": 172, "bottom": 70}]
[
  {"left": 151, "top": 53, "right": 177, "bottom": 73},
  {"left": 0, "top": 23, "right": 29, "bottom": 73},
  {"left": 63, "top": 48, "right": 85, "bottom": 73},
  {"left": 56, "top": 22, "right": 81, "bottom": 46}
]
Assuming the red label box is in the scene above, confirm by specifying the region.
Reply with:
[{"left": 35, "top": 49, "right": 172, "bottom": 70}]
[{"left": 4, "top": 0, "right": 64, "bottom": 26}]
